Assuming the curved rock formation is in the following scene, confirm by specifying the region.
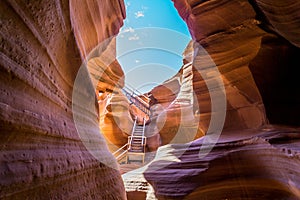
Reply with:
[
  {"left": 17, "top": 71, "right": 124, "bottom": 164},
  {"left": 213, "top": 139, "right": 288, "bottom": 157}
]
[
  {"left": 172, "top": 0, "right": 268, "bottom": 132},
  {"left": 255, "top": 0, "right": 300, "bottom": 48},
  {"left": 99, "top": 91, "right": 133, "bottom": 149},
  {"left": 146, "top": 0, "right": 300, "bottom": 147},
  {"left": 86, "top": 39, "right": 133, "bottom": 151},
  {"left": 249, "top": 0, "right": 300, "bottom": 126},
  {"left": 122, "top": 0, "right": 300, "bottom": 199},
  {"left": 0, "top": 0, "right": 126, "bottom": 199},
  {"left": 1, "top": 0, "right": 300, "bottom": 199},
  {"left": 173, "top": 0, "right": 300, "bottom": 127},
  {"left": 123, "top": 126, "right": 300, "bottom": 199}
]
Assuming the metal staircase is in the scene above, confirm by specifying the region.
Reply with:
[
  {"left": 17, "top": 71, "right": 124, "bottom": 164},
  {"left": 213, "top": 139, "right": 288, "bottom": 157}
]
[
  {"left": 112, "top": 85, "right": 151, "bottom": 165},
  {"left": 122, "top": 85, "right": 151, "bottom": 116},
  {"left": 127, "top": 117, "right": 147, "bottom": 164},
  {"left": 113, "top": 117, "right": 147, "bottom": 164}
]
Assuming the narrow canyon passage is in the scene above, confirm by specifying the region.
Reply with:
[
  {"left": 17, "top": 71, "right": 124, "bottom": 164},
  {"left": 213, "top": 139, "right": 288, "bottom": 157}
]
[{"left": 1, "top": 0, "right": 300, "bottom": 200}]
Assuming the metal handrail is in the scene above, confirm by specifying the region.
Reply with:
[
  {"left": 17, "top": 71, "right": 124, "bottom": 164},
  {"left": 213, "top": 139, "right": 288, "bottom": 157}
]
[
  {"left": 115, "top": 149, "right": 128, "bottom": 161},
  {"left": 113, "top": 143, "right": 128, "bottom": 156},
  {"left": 129, "top": 116, "right": 137, "bottom": 150},
  {"left": 142, "top": 118, "right": 146, "bottom": 146},
  {"left": 112, "top": 143, "right": 129, "bottom": 162},
  {"left": 122, "top": 86, "right": 150, "bottom": 110},
  {"left": 123, "top": 84, "right": 150, "bottom": 102}
]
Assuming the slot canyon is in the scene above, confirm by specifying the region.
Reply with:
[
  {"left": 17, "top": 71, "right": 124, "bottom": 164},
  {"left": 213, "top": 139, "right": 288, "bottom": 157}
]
[{"left": 0, "top": 0, "right": 300, "bottom": 199}]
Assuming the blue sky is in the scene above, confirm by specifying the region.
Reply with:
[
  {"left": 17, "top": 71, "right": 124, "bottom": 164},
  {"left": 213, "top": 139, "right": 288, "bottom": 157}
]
[{"left": 116, "top": 0, "right": 191, "bottom": 93}]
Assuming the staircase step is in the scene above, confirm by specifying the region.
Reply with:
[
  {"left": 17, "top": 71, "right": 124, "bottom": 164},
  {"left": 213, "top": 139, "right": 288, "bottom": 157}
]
[
  {"left": 132, "top": 139, "right": 145, "bottom": 142},
  {"left": 129, "top": 148, "right": 144, "bottom": 152},
  {"left": 131, "top": 141, "right": 143, "bottom": 144},
  {"left": 130, "top": 145, "right": 143, "bottom": 149},
  {"left": 132, "top": 138, "right": 143, "bottom": 141},
  {"left": 131, "top": 143, "right": 144, "bottom": 146},
  {"left": 130, "top": 136, "right": 144, "bottom": 139},
  {"left": 132, "top": 140, "right": 143, "bottom": 143},
  {"left": 130, "top": 144, "right": 143, "bottom": 147},
  {"left": 129, "top": 150, "right": 143, "bottom": 153},
  {"left": 131, "top": 142, "right": 143, "bottom": 145},
  {"left": 129, "top": 149, "right": 144, "bottom": 152}
]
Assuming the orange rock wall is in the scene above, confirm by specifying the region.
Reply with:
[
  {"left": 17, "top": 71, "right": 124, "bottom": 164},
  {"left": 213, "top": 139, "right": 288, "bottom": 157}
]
[
  {"left": 172, "top": 0, "right": 268, "bottom": 132},
  {"left": 249, "top": 0, "right": 300, "bottom": 126},
  {"left": 0, "top": 0, "right": 126, "bottom": 199},
  {"left": 122, "top": 0, "right": 300, "bottom": 199},
  {"left": 172, "top": 0, "right": 300, "bottom": 128}
]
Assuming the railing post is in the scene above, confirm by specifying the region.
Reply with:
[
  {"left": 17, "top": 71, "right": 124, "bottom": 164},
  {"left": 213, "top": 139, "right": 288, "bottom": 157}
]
[
  {"left": 129, "top": 116, "right": 137, "bottom": 150},
  {"left": 142, "top": 117, "right": 146, "bottom": 146}
]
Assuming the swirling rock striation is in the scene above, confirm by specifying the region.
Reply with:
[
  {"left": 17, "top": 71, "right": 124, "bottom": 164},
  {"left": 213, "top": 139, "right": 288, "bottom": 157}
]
[
  {"left": 122, "top": 0, "right": 300, "bottom": 199},
  {"left": 123, "top": 126, "right": 300, "bottom": 199},
  {"left": 0, "top": 0, "right": 126, "bottom": 199},
  {"left": 172, "top": 0, "right": 268, "bottom": 133}
]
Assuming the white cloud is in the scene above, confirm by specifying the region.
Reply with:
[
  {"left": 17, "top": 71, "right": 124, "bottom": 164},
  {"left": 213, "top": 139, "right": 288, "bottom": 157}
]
[
  {"left": 135, "top": 60, "right": 140, "bottom": 63},
  {"left": 128, "top": 34, "right": 139, "bottom": 41},
  {"left": 135, "top": 11, "right": 144, "bottom": 18},
  {"left": 122, "top": 27, "right": 135, "bottom": 33}
]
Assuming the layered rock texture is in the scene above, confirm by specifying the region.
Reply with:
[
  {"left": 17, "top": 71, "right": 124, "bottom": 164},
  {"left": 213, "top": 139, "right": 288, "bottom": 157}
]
[
  {"left": 172, "top": 0, "right": 300, "bottom": 128},
  {"left": 0, "top": 0, "right": 126, "bottom": 199},
  {"left": 143, "top": 0, "right": 300, "bottom": 158},
  {"left": 1, "top": 0, "right": 300, "bottom": 199},
  {"left": 123, "top": 126, "right": 300, "bottom": 199},
  {"left": 122, "top": 0, "right": 300, "bottom": 199}
]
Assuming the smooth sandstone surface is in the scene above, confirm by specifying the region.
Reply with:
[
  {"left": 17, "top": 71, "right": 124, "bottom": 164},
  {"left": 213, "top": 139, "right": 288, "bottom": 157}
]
[
  {"left": 123, "top": 126, "right": 300, "bottom": 199},
  {"left": 1, "top": 0, "right": 300, "bottom": 199},
  {"left": 122, "top": 0, "right": 300, "bottom": 199},
  {"left": 0, "top": 0, "right": 126, "bottom": 199}
]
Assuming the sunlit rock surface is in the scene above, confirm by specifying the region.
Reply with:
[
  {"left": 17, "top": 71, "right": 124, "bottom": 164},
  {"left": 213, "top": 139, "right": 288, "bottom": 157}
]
[
  {"left": 122, "top": 0, "right": 300, "bottom": 199},
  {"left": 87, "top": 38, "right": 133, "bottom": 151},
  {"left": 172, "top": 0, "right": 269, "bottom": 133},
  {"left": 123, "top": 126, "right": 300, "bottom": 199},
  {"left": 0, "top": 0, "right": 126, "bottom": 199},
  {"left": 146, "top": 0, "right": 300, "bottom": 152},
  {"left": 150, "top": 60, "right": 204, "bottom": 145},
  {"left": 1, "top": 0, "right": 300, "bottom": 199},
  {"left": 173, "top": 0, "right": 300, "bottom": 127},
  {"left": 98, "top": 91, "right": 133, "bottom": 150}
]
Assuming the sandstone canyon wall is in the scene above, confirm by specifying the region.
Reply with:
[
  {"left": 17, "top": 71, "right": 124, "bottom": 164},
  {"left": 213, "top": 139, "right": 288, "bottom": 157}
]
[
  {"left": 0, "top": 0, "right": 127, "bottom": 199},
  {"left": 147, "top": 0, "right": 300, "bottom": 146},
  {"left": 123, "top": 0, "right": 300, "bottom": 199},
  {"left": 1, "top": 0, "right": 300, "bottom": 199},
  {"left": 172, "top": 0, "right": 300, "bottom": 128},
  {"left": 173, "top": 0, "right": 269, "bottom": 131}
]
